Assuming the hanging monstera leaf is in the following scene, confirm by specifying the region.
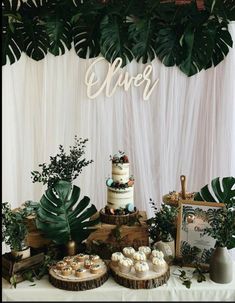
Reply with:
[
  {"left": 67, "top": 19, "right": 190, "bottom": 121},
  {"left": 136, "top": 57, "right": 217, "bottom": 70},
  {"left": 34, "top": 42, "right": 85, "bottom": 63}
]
[
  {"left": 155, "top": 25, "right": 184, "bottom": 67},
  {"left": 129, "top": 18, "right": 157, "bottom": 64},
  {"left": 194, "top": 176, "right": 235, "bottom": 205},
  {"left": 36, "top": 180, "right": 99, "bottom": 245},
  {"left": 73, "top": 15, "right": 102, "bottom": 58},
  {"left": 100, "top": 15, "right": 133, "bottom": 67},
  {"left": 179, "top": 23, "right": 214, "bottom": 76}
]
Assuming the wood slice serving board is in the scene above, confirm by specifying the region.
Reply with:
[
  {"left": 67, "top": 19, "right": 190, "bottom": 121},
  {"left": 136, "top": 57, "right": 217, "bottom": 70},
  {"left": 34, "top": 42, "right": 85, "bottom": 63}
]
[
  {"left": 49, "top": 261, "right": 108, "bottom": 291},
  {"left": 110, "top": 260, "right": 170, "bottom": 289}
]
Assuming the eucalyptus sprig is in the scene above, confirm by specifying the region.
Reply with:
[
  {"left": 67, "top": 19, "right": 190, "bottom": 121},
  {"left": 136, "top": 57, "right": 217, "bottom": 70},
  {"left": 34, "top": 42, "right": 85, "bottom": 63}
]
[{"left": 174, "top": 265, "right": 207, "bottom": 289}]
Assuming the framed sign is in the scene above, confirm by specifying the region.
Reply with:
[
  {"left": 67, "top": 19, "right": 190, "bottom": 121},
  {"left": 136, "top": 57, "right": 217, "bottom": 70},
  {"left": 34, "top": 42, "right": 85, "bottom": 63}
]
[{"left": 176, "top": 200, "right": 224, "bottom": 267}]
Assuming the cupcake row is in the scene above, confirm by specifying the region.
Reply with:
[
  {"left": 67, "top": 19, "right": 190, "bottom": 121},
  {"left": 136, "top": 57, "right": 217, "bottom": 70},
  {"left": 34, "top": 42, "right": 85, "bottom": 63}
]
[{"left": 55, "top": 253, "right": 103, "bottom": 277}]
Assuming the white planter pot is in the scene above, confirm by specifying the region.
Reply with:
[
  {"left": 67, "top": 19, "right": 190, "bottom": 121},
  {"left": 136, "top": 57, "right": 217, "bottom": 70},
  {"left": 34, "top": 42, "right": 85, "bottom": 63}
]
[
  {"left": 11, "top": 247, "right": 31, "bottom": 260},
  {"left": 153, "top": 240, "right": 175, "bottom": 262}
]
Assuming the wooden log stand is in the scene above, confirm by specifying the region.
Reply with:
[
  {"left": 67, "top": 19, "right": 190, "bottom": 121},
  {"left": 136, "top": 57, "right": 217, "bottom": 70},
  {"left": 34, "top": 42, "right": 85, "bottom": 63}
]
[
  {"left": 99, "top": 209, "right": 139, "bottom": 225},
  {"left": 49, "top": 262, "right": 109, "bottom": 291},
  {"left": 109, "top": 260, "right": 170, "bottom": 289}
]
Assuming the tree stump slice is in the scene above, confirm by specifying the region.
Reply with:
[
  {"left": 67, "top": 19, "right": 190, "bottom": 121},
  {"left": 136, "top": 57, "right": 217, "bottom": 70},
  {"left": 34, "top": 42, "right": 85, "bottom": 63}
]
[
  {"left": 110, "top": 261, "right": 170, "bottom": 289},
  {"left": 49, "top": 262, "right": 109, "bottom": 291},
  {"left": 99, "top": 209, "right": 139, "bottom": 225}
]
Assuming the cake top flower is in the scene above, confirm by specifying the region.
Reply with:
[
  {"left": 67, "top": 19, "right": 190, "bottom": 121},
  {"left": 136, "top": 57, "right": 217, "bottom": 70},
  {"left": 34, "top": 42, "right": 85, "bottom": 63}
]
[{"left": 110, "top": 151, "right": 129, "bottom": 164}]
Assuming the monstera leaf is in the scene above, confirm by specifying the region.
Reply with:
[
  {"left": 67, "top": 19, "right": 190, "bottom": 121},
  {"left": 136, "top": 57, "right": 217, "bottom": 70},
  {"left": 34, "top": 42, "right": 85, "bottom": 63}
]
[
  {"left": 129, "top": 18, "right": 157, "bottom": 64},
  {"left": 46, "top": 19, "right": 72, "bottom": 56},
  {"left": 194, "top": 176, "right": 235, "bottom": 204},
  {"left": 36, "top": 180, "right": 99, "bottom": 245},
  {"left": 73, "top": 15, "right": 102, "bottom": 58},
  {"left": 155, "top": 25, "right": 184, "bottom": 67},
  {"left": 100, "top": 15, "right": 133, "bottom": 67}
]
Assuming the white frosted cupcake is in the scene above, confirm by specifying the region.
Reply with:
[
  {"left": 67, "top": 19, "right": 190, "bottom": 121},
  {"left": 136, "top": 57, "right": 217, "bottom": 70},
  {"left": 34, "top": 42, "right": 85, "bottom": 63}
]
[
  {"left": 152, "top": 257, "right": 167, "bottom": 274},
  {"left": 123, "top": 247, "right": 136, "bottom": 259},
  {"left": 118, "top": 257, "right": 133, "bottom": 273},
  {"left": 90, "top": 254, "right": 101, "bottom": 264},
  {"left": 138, "top": 246, "right": 151, "bottom": 259},
  {"left": 56, "top": 261, "right": 67, "bottom": 270},
  {"left": 111, "top": 252, "right": 124, "bottom": 266},
  {"left": 134, "top": 261, "right": 149, "bottom": 278},
  {"left": 150, "top": 250, "right": 164, "bottom": 261},
  {"left": 132, "top": 251, "right": 146, "bottom": 263}
]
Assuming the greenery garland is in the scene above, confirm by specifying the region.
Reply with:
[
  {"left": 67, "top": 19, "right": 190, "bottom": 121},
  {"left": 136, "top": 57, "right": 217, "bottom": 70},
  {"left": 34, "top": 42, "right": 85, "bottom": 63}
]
[{"left": 2, "top": 0, "right": 235, "bottom": 76}]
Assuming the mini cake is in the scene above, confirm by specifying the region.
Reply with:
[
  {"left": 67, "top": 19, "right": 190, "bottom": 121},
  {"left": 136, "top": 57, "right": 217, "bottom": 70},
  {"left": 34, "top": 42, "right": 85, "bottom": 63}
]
[
  {"left": 111, "top": 252, "right": 124, "bottom": 266},
  {"left": 84, "top": 259, "right": 93, "bottom": 269},
  {"left": 152, "top": 257, "right": 167, "bottom": 274},
  {"left": 63, "top": 256, "right": 72, "bottom": 264},
  {"left": 123, "top": 247, "right": 136, "bottom": 258},
  {"left": 89, "top": 254, "right": 101, "bottom": 263},
  {"left": 132, "top": 251, "right": 146, "bottom": 263},
  {"left": 150, "top": 250, "right": 164, "bottom": 260},
  {"left": 61, "top": 266, "right": 72, "bottom": 276},
  {"left": 75, "top": 268, "right": 86, "bottom": 278},
  {"left": 56, "top": 261, "right": 67, "bottom": 270},
  {"left": 134, "top": 261, "right": 149, "bottom": 278},
  {"left": 76, "top": 253, "right": 87, "bottom": 262},
  {"left": 138, "top": 246, "right": 151, "bottom": 259},
  {"left": 90, "top": 264, "right": 102, "bottom": 274},
  {"left": 70, "top": 261, "right": 80, "bottom": 270},
  {"left": 118, "top": 257, "right": 133, "bottom": 274}
]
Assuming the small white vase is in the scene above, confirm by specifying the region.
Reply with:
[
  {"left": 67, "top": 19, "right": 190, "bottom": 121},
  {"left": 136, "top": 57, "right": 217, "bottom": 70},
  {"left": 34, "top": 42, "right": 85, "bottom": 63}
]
[
  {"left": 11, "top": 246, "right": 31, "bottom": 260},
  {"left": 153, "top": 239, "right": 175, "bottom": 261},
  {"left": 210, "top": 246, "right": 233, "bottom": 284}
]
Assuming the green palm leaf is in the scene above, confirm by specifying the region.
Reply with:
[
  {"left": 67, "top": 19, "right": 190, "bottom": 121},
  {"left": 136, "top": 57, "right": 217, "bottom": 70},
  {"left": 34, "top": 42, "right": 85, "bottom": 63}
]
[
  {"left": 100, "top": 15, "right": 133, "bottom": 67},
  {"left": 36, "top": 180, "right": 99, "bottom": 245},
  {"left": 129, "top": 18, "right": 156, "bottom": 64},
  {"left": 194, "top": 177, "right": 235, "bottom": 204}
]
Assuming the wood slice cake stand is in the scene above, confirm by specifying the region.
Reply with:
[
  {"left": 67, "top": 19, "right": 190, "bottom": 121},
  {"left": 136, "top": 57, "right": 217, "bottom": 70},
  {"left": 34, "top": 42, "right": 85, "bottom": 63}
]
[
  {"left": 49, "top": 261, "right": 108, "bottom": 291},
  {"left": 99, "top": 208, "right": 139, "bottom": 225},
  {"left": 110, "top": 260, "right": 170, "bottom": 289}
]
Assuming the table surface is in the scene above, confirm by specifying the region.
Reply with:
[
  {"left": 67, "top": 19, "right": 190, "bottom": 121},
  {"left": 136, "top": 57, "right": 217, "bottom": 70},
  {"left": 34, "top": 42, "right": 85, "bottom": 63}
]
[{"left": 2, "top": 264, "right": 235, "bottom": 302}]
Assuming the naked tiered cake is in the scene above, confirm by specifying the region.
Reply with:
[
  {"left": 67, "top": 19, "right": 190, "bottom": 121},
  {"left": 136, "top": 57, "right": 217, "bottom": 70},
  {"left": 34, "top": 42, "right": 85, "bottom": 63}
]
[{"left": 105, "top": 152, "right": 135, "bottom": 213}]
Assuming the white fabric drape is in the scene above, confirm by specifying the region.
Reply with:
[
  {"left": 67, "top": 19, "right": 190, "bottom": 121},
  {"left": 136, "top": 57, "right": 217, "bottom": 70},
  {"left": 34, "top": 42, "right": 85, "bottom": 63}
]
[{"left": 2, "top": 24, "right": 235, "bottom": 220}]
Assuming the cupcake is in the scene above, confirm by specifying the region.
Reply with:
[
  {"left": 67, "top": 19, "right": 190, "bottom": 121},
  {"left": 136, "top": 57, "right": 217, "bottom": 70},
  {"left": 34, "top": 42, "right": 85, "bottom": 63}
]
[
  {"left": 63, "top": 256, "right": 72, "bottom": 264},
  {"left": 138, "top": 246, "right": 151, "bottom": 259},
  {"left": 70, "top": 261, "right": 80, "bottom": 270},
  {"left": 118, "top": 257, "right": 133, "bottom": 274},
  {"left": 151, "top": 250, "right": 164, "bottom": 261},
  {"left": 84, "top": 259, "right": 93, "bottom": 269},
  {"left": 123, "top": 247, "right": 136, "bottom": 259},
  {"left": 111, "top": 252, "right": 124, "bottom": 266},
  {"left": 134, "top": 261, "right": 149, "bottom": 278},
  {"left": 76, "top": 253, "right": 87, "bottom": 262},
  {"left": 56, "top": 261, "right": 67, "bottom": 270},
  {"left": 90, "top": 264, "right": 102, "bottom": 274},
  {"left": 132, "top": 251, "right": 146, "bottom": 263},
  {"left": 61, "top": 266, "right": 72, "bottom": 276},
  {"left": 75, "top": 268, "right": 86, "bottom": 278},
  {"left": 152, "top": 257, "right": 167, "bottom": 274},
  {"left": 90, "top": 255, "right": 101, "bottom": 263}
]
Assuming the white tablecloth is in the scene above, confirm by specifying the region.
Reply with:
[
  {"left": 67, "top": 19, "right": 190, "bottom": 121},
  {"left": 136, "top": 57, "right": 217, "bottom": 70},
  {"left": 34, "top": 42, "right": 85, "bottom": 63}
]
[{"left": 2, "top": 265, "right": 235, "bottom": 301}]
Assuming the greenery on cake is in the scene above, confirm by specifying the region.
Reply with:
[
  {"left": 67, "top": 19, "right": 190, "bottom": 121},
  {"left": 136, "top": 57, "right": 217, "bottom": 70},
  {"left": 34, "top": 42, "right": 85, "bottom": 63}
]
[
  {"left": 31, "top": 136, "right": 93, "bottom": 188},
  {"left": 147, "top": 199, "right": 178, "bottom": 243},
  {"left": 110, "top": 151, "right": 129, "bottom": 164}
]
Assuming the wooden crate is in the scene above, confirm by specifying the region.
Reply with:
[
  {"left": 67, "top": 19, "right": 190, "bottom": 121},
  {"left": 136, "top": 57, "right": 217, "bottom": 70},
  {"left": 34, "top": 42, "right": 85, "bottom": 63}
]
[
  {"left": 2, "top": 252, "right": 45, "bottom": 284},
  {"left": 86, "top": 211, "right": 149, "bottom": 259}
]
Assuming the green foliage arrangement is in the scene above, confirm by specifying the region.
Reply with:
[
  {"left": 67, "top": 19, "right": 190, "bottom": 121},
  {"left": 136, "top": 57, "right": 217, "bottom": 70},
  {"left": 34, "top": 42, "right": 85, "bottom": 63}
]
[
  {"left": 2, "top": 0, "right": 235, "bottom": 76},
  {"left": 195, "top": 176, "right": 235, "bottom": 249},
  {"left": 36, "top": 180, "right": 99, "bottom": 245},
  {"left": 31, "top": 136, "right": 93, "bottom": 188},
  {"left": 2, "top": 201, "right": 36, "bottom": 251},
  {"left": 147, "top": 199, "right": 178, "bottom": 243}
]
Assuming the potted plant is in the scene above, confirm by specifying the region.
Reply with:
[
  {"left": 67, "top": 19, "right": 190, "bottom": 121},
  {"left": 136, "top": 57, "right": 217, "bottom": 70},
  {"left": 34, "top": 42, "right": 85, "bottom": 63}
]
[
  {"left": 147, "top": 199, "right": 178, "bottom": 262},
  {"left": 2, "top": 202, "right": 31, "bottom": 259},
  {"left": 195, "top": 176, "right": 235, "bottom": 283},
  {"left": 31, "top": 136, "right": 93, "bottom": 188}
]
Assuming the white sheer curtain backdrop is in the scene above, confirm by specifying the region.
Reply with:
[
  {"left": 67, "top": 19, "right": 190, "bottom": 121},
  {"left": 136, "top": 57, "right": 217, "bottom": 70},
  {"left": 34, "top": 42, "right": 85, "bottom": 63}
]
[{"left": 2, "top": 25, "right": 235, "bottom": 228}]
